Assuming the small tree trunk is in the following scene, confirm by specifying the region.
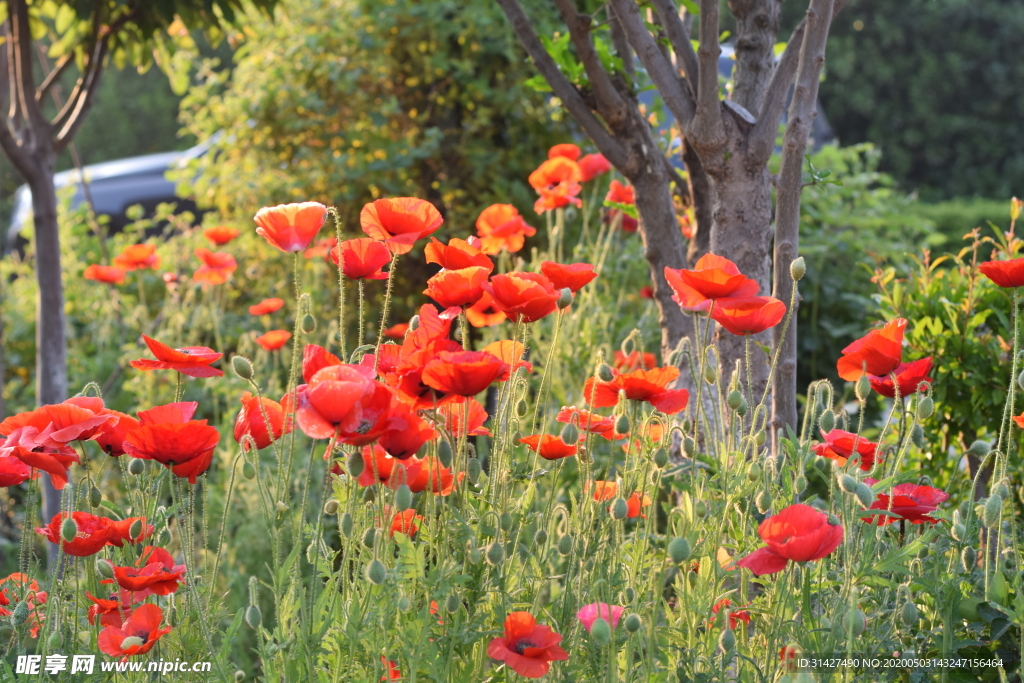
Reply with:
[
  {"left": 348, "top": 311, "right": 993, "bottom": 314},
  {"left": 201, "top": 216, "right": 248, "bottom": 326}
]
[{"left": 682, "top": 138, "right": 713, "bottom": 266}]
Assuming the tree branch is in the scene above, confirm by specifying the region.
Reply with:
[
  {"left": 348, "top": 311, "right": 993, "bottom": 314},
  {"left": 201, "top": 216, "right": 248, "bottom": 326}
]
[
  {"left": 53, "top": 35, "right": 108, "bottom": 151},
  {"left": 689, "top": 0, "right": 725, "bottom": 147},
  {"left": 608, "top": 0, "right": 695, "bottom": 126},
  {"left": 748, "top": 17, "right": 806, "bottom": 164},
  {"left": 493, "top": 0, "right": 629, "bottom": 169},
  {"left": 606, "top": 4, "right": 634, "bottom": 78},
  {"left": 35, "top": 53, "right": 74, "bottom": 104},
  {"left": 9, "top": 0, "right": 48, "bottom": 135},
  {"left": 649, "top": 0, "right": 699, "bottom": 96}
]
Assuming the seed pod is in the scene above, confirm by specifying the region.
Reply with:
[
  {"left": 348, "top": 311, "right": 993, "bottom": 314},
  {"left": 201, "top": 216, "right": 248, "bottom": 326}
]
[
  {"left": 790, "top": 256, "right": 806, "bottom": 281},
  {"left": 683, "top": 436, "right": 697, "bottom": 458},
  {"left": 794, "top": 476, "right": 808, "bottom": 494},
  {"left": 652, "top": 447, "right": 668, "bottom": 468},
  {"left": 499, "top": 512, "right": 514, "bottom": 531},
  {"left": 323, "top": 499, "right": 340, "bottom": 515},
  {"left": 951, "top": 523, "right": 966, "bottom": 542},
  {"left": 755, "top": 490, "right": 771, "bottom": 514},
  {"left": 515, "top": 399, "right": 528, "bottom": 417},
  {"left": 597, "top": 363, "right": 615, "bottom": 382},
  {"left": 911, "top": 424, "right": 925, "bottom": 448},
  {"left": 242, "top": 461, "right": 256, "bottom": 480},
  {"left": 362, "top": 487, "right": 376, "bottom": 503},
  {"left": 245, "top": 604, "right": 262, "bottom": 629},
  {"left": 301, "top": 314, "right": 316, "bottom": 334},
  {"left": 900, "top": 601, "right": 919, "bottom": 626},
  {"left": 347, "top": 451, "right": 365, "bottom": 478},
  {"left": 560, "top": 423, "right": 579, "bottom": 445},
  {"left": 726, "top": 390, "right": 744, "bottom": 412},
  {"left": 968, "top": 440, "right": 991, "bottom": 457},
  {"left": 668, "top": 537, "right": 691, "bottom": 564},
  {"left": 128, "top": 458, "right": 146, "bottom": 475},
  {"left": 855, "top": 374, "right": 871, "bottom": 401},
  {"left": 854, "top": 484, "right": 874, "bottom": 507},
  {"left": 695, "top": 501, "right": 708, "bottom": 519},
  {"left": 90, "top": 486, "right": 102, "bottom": 508},
  {"left": 718, "top": 628, "right": 736, "bottom": 652},
  {"left": 747, "top": 463, "right": 762, "bottom": 482},
  {"left": 533, "top": 529, "right": 548, "bottom": 546},
  {"left": 467, "top": 457, "right": 482, "bottom": 484},
  {"left": 838, "top": 474, "right": 859, "bottom": 493},
  {"left": 340, "top": 512, "right": 354, "bottom": 538},
  {"left": 984, "top": 494, "right": 1003, "bottom": 527},
  {"left": 557, "top": 534, "right": 574, "bottom": 556},
  {"left": 590, "top": 618, "right": 611, "bottom": 645},
  {"left": 437, "top": 440, "right": 453, "bottom": 468},
  {"left": 395, "top": 484, "right": 413, "bottom": 511},
  {"left": 556, "top": 287, "right": 574, "bottom": 309},
  {"left": 486, "top": 542, "right": 505, "bottom": 566},
  {"left": 61, "top": 516, "right": 78, "bottom": 543},
  {"left": 96, "top": 558, "right": 114, "bottom": 580},
  {"left": 916, "top": 396, "right": 934, "bottom": 420},
  {"left": 961, "top": 546, "right": 977, "bottom": 572},
  {"left": 361, "top": 527, "right": 377, "bottom": 549},
  {"left": 365, "top": 559, "right": 387, "bottom": 585},
  {"left": 842, "top": 609, "right": 866, "bottom": 637},
  {"left": 232, "top": 355, "right": 254, "bottom": 380},
  {"left": 614, "top": 414, "right": 631, "bottom": 435},
  {"left": 611, "top": 498, "right": 629, "bottom": 520},
  {"left": 703, "top": 363, "right": 717, "bottom": 385},
  {"left": 819, "top": 410, "right": 836, "bottom": 433}
]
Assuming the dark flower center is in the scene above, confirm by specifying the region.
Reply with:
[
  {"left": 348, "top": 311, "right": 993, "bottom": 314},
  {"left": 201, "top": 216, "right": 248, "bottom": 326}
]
[{"left": 512, "top": 638, "right": 536, "bottom": 655}]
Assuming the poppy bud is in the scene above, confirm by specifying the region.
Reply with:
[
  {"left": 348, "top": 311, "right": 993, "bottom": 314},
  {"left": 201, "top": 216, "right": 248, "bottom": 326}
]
[
  {"left": 361, "top": 527, "right": 377, "bottom": 548},
  {"left": 854, "top": 374, "right": 871, "bottom": 400},
  {"left": 235, "top": 671, "right": 246, "bottom": 682},
  {"left": 968, "top": 440, "right": 990, "bottom": 457},
  {"left": 747, "top": 463, "right": 762, "bottom": 482},
  {"left": 324, "top": 499, "right": 340, "bottom": 515},
  {"left": 243, "top": 461, "right": 256, "bottom": 480},
  {"left": 560, "top": 423, "right": 579, "bottom": 445},
  {"left": 911, "top": 423, "right": 925, "bottom": 448},
  {"left": 558, "top": 534, "right": 574, "bottom": 556},
  {"left": 838, "top": 474, "right": 858, "bottom": 493},
  {"left": 624, "top": 586, "right": 637, "bottom": 603},
  {"left": 590, "top": 617, "right": 612, "bottom": 645},
  {"left": 9, "top": 600, "right": 29, "bottom": 626},
  {"left": 598, "top": 364, "right": 615, "bottom": 382},
  {"left": 301, "top": 314, "right": 316, "bottom": 334},
  {"left": 61, "top": 516, "right": 78, "bottom": 543},
  {"left": 556, "top": 287, "right": 574, "bottom": 309},
  {"left": 96, "top": 558, "right": 115, "bottom": 580},
  {"left": 362, "top": 487, "right": 376, "bottom": 503},
  {"left": 466, "top": 545, "right": 481, "bottom": 564},
  {"left": 611, "top": 498, "right": 629, "bottom": 519},
  {"left": 245, "top": 604, "right": 262, "bottom": 629},
  {"left": 900, "top": 601, "right": 919, "bottom": 626},
  {"left": 653, "top": 447, "right": 669, "bottom": 468},
  {"left": 790, "top": 257, "right": 806, "bottom": 282},
  {"left": 683, "top": 436, "right": 697, "bottom": 458},
  {"left": 365, "top": 559, "right": 387, "bottom": 585},
  {"left": 995, "top": 481, "right": 1011, "bottom": 500},
  {"left": 794, "top": 475, "right": 807, "bottom": 494},
  {"left": 668, "top": 537, "right": 691, "bottom": 564},
  {"left": 614, "top": 414, "right": 631, "bottom": 435},
  {"left": 515, "top": 399, "right": 528, "bottom": 417},
  {"left": 718, "top": 628, "right": 736, "bottom": 652},
  {"left": 755, "top": 490, "right": 771, "bottom": 514},
  {"left": 339, "top": 512, "right": 354, "bottom": 538},
  {"left": 486, "top": 542, "right": 505, "bottom": 566},
  {"left": 727, "top": 390, "right": 744, "bottom": 412},
  {"left": 703, "top": 363, "right": 717, "bottom": 385},
  {"left": 128, "top": 458, "right": 146, "bottom": 475},
  {"left": 754, "top": 430, "right": 766, "bottom": 447},
  {"left": 819, "top": 410, "right": 835, "bottom": 433},
  {"left": 467, "top": 457, "right": 482, "bottom": 484},
  {"left": 437, "top": 440, "right": 452, "bottom": 468},
  {"left": 88, "top": 486, "right": 103, "bottom": 508},
  {"left": 232, "top": 355, "right": 254, "bottom": 380},
  {"left": 695, "top": 501, "right": 708, "bottom": 518},
  {"left": 533, "top": 528, "right": 548, "bottom": 546},
  {"left": 409, "top": 315, "right": 420, "bottom": 331},
  {"left": 916, "top": 396, "right": 934, "bottom": 420},
  {"left": 48, "top": 630, "right": 63, "bottom": 650},
  {"left": 276, "top": 501, "right": 289, "bottom": 514},
  {"left": 854, "top": 483, "right": 874, "bottom": 507},
  {"left": 961, "top": 546, "right": 976, "bottom": 572},
  {"left": 984, "top": 494, "right": 1002, "bottom": 527},
  {"left": 395, "top": 484, "right": 413, "bottom": 511},
  {"left": 951, "top": 523, "right": 966, "bottom": 542},
  {"left": 1018, "top": 369, "right": 1024, "bottom": 391},
  {"left": 499, "top": 512, "right": 514, "bottom": 531},
  {"left": 445, "top": 593, "right": 461, "bottom": 614},
  {"left": 129, "top": 518, "right": 143, "bottom": 540},
  {"left": 396, "top": 596, "right": 412, "bottom": 612},
  {"left": 842, "top": 609, "right": 866, "bottom": 637},
  {"left": 347, "top": 451, "right": 365, "bottom": 478}
]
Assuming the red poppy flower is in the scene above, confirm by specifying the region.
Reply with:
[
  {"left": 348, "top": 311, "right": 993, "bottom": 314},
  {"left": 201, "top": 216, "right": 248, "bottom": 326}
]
[
  {"left": 540, "top": 261, "right": 597, "bottom": 293},
  {"left": 481, "top": 340, "right": 533, "bottom": 380},
  {"left": 664, "top": 254, "right": 760, "bottom": 312},
  {"left": 1, "top": 399, "right": 120, "bottom": 447},
  {"left": 249, "top": 298, "right": 285, "bottom": 316},
  {"left": 203, "top": 226, "right": 240, "bottom": 246},
  {"left": 234, "top": 392, "right": 291, "bottom": 451},
  {"left": 113, "top": 244, "right": 160, "bottom": 271},
  {"left": 605, "top": 208, "right": 638, "bottom": 233},
  {"left": 614, "top": 350, "right": 657, "bottom": 372},
  {"left": 108, "top": 516, "right": 154, "bottom": 547},
  {"left": 421, "top": 351, "right": 507, "bottom": 397},
  {"left": 294, "top": 366, "right": 398, "bottom": 444},
  {"left": 0, "top": 427, "right": 79, "bottom": 489},
  {"left": 861, "top": 482, "right": 949, "bottom": 525},
  {"left": 360, "top": 197, "right": 443, "bottom": 255},
  {"left": 253, "top": 201, "right": 328, "bottom": 253},
  {"left": 578, "top": 153, "right": 612, "bottom": 182},
  {"left": 388, "top": 508, "right": 423, "bottom": 537},
  {"left": 548, "top": 143, "right": 581, "bottom": 161},
  {"left": 129, "top": 335, "right": 223, "bottom": 378},
  {"left": 836, "top": 318, "right": 907, "bottom": 381},
  {"left": 583, "top": 366, "right": 690, "bottom": 414},
  {"left": 710, "top": 296, "right": 787, "bottom": 336},
  {"left": 979, "top": 257, "right": 1024, "bottom": 288},
  {"left": 483, "top": 272, "right": 560, "bottom": 323},
  {"left": 0, "top": 451, "right": 33, "bottom": 487},
  {"left": 35, "top": 512, "right": 116, "bottom": 557},
  {"left": 436, "top": 397, "right": 492, "bottom": 436},
  {"left": 84, "top": 264, "right": 126, "bottom": 284},
  {"left": 466, "top": 291, "right": 508, "bottom": 327},
  {"left": 86, "top": 592, "right": 129, "bottom": 628},
  {"left": 0, "top": 573, "right": 47, "bottom": 637},
  {"left": 103, "top": 547, "right": 186, "bottom": 597},
  {"left": 487, "top": 611, "right": 568, "bottom": 679},
  {"left": 605, "top": 179, "right": 635, "bottom": 205},
  {"left": 529, "top": 157, "right": 582, "bottom": 190},
  {"left": 711, "top": 599, "right": 751, "bottom": 630},
  {"left": 301, "top": 343, "right": 346, "bottom": 382},
  {"left": 640, "top": 286, "right": 654, "bottom": 299},
  {"left": 123, "top": 405, "right": 220, "bottom": 484},
  {"left": 534, "top": 183, "right": 582, "bottom": 213},
  {"left": 868, "top": 357, "right": 933, "bottom": 398},
  {"left": 98, "top": 603, "right": 173, "bottom": 661},
  {"left": 556, "top": 406, "right": 622, "bottom": 440},
  {"left": 381, "top": 657, "right": 402, "bottom": 681},
  {"left": 304, "top": 236, "right": 338, "bottom": 260},
  {"left": 59, "top": 397, "right": 141, "bottom": 458},
  {"left": 425, "top": 236, "right": 493, "bottom": 272},
  {"left": 192, "top": 248, "right": 238, "bottom": 285},
  {"left": 576, "top": 603, "right": 625, "bottom": 632},
  {"left": 736, "top": 503, "right": 844, "bottom": 576},
  {"left": 358, "top": 445, "right": 413, "bottom": 486},
  {"left": 331, "top": 238, "right": 392, "bottom": 280},
  {"left": 256, "top": 330, "right": 292, "bottom": 351},
  {"left": 377, "top": 401, "right": 438, "bottom": 459},
  {"left": 384, "top": 323, "right": 409, "bottom": 340},
  {"left": 520, "top": 434, "right": 577, "bottom": 460},
  {"left": 475, "top": 204, "right": 537, "bottom": 255},
  {"left": 424, "top": 266, "right": 490, "bottom": 308},
  {"left": 812, "top": 429, "right": 878, "bottom": 471}
]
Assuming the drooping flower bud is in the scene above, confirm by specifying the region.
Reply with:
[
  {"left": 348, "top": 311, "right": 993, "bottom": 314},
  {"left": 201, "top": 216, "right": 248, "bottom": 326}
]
[
  {"left": 819, "top": 410, "right": 836, "bottom": 433},
  {"left": 614, "top": 414, "right": 631, "bottom": 435},
  {"left": 961, "top": 546, "right": 976, "bottom": 572},
  {"left": 900, "top": 601, "right": 919, "bottom": 626},
  {"left": 437, "top": 440, "right": 453, "bottom": 468},
  {"left": 361, "top": 527, "right": 377, "bottom": 548},
  {"left": 597, "top": 364, "right": 615, "bottom": 382},
  {"left": 653, "top": 447, "right": 669, "bottom": 468},
  {"left": 838, "top": 474, "right": 858, "bottom": 493},
  {"left": 916, "top": 396, "right": 934, "bottom": 420},
  {"left": 755, "top": 490, "right": 771, "bottom": 514},
  {"left": 232, "top": 355, "right": 254, "bottom": 380},
  {"left": 718, "top": 628, "right": 736, "bottom": 652},
  {"left": 703, "top": 362, "right": 718, "bottom": 385},
  {"left": 301, "top": 314, "right": 316, "bottom": 334},
  {"left": 560, "top": 423, "right": 579, "bottom": 445},
  {"left": 48, "top": 630, "right": 63, "bottom": 650},
  {"left": 557, "top": 534, "right": 574, "bottom": 556},
  {"left": 842, "top": 609, "right": 866, "bottom": 637},
  {"left": 668, "top": 537, "right": 691, "bottom": 564},
  {"left": 242, "top": 461, "right": 256, "bottom": 480},
  {"left": 727, "top": 390, "right": 744, "bottom": 412},
  {"left": 347, "top": 451, "right": 365, "bottom": 478},
  {"left": 611, "top": 498, "right": 629, "bottom": 519},
  {"left": 96, "top": 558, "right": 115, "bottom": 580},
  {"left": 324, "top": 499, "right": 340, "bottom": 515},
  {"left": 365, "top": 559, "right": 387, "bottom": 585},
  {"left": 245, "top": 604, "right": 262, "bottom": 629},
  {"left": 128, "top": 458, "right": 146, "bottom": 476},
  {"left": 533, "top": 528, "right": 548, "bottom": 546},
  {"left": 590, "top": 618, "right": 611, "bottom": 645},
  {"left": 90, "top": 486, "right": 102, "bottom": 508},
  {"left": 556, "top": 287, "right": 574, "bottom": 309},
  {"left": 968, "top": 440, "right": 990, "bottom": 457},
  {"left": 984, "top": 494, "right": 1003, "bottom": 527},
  {"left": 395, "top": 484, "right": 413, "bottom": 511},
  {"left": 790, "top": 256, "right": 806, "bottom": 282},
  {"left": 624, "top": 613, "right": 642, "bottom": 633},
  {"left": 854, "top": 483, "right": 874, "bottom": 507},
  {"left": 467, "top": 457, "right": 482, "bottom": 484},
  {"left": 486, "top": 542, "right": 505, "bottom": 566},
  {"left": 61, "top": 516, "right": 78, "bottom": 543},
  {"left": 855, "top": 374, "right": 871, "bottom": 400}
]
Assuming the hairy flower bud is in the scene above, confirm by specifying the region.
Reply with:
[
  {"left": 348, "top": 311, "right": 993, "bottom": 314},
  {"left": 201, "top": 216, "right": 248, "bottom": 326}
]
[
  {"left": 916, "top": 396, "right": 934, "bottom": 420},
  {"left": 668, "top": 537, "right": 691, "bottom": 564},
  {"left": 968, "top": 440, "right": 991, "bottom": 457},
  {"left": 624, "top": 613, "right": 642, "bottom": 633},
  {"left": 242, "top": 461, "right": 256, "bottom": 480},
  {"left": 653, "top": 447, "right": 669, "bottom": 468},
  {"left": 232, "top": 355, "right": 254, "bottom": 380},
  {"left": 533, "top": 528, "right": 548, "bottom": 546},
  {"left": 951, "top": 523, "right": 966, "bottom": 542},
  {"left": 61, "top": 516, "right": 78, "bottom": 543},
  {"left": 855, "top": 374, "right": 872, "bottom": 401},
  {"left": 96, "top": 558, "right": 115, "bottom": 580},
  {"left": 499, "top": 512, "right": 514, "bottom": 531},
  {"left": 683, "top": 436, "right": 697, "bottom": 458},
  {"left": 995, "top": 481, "right": 1011, "bottom": 501},
  {"left": 48, "top": 630, "right": 63, "bottom": 650},
  {"left": 90, "top": 486, "right": 102, "bottom": 508},
  {"left": 695, "top": 501, "right": 708, "bottom": 519},
  {"left": 842, "top": 609, "right": 866, "bottom": 637},
  {"left": 347, "top": 451, "right": 365, "bottom": 478},
  {"left": 819, "top": 410, "right": 836, "bottom": 433},
  {"left": 361, "top": 527, "right": 377, "bottom": 549},
  {"left": 900, "top": 601, "right": 919, "bottom": 626},
  {"left": 409, "top": 315, "right": 420, "bottom": 331},
  {"left": 301, "top": 314, "right": 316, "bottom": 334},
  {"left": 556, "top": 287, "right": 574, "bottom": 309},
  {"left": 395, "top": 484, "right": 413, "bottom": 512},
  {"left": 362, "top": 487, "right": 376, "bottom": 503},
  {"left": 245, "top": 604, "right": 262, "bottom": 629},
  {"left": 467, "top": 457, "right": 482, "bottom": 484},
  {"left": 486, "top": 542, "right": 505, "bottom": 566},
  {"left": 703, "top": 362, "right": 718, "bottom": 385},
  {"left": 727, "top": 390, "right": 744, "bottom": 412},
  {"left": 339, "top": 512, "right": 354, "bottom": 538},
  {"left": 961, "top": 546, "right": 977, "bottom": 572},
  {"left": 755, "top": 490, "right": 771, "bottom": 514},
  {"left": 597, "top": 364, "right": 615, "bottom": 383},
  {"left": 323, "top": 499, "right": 340, "bottom": 515},
  {"left": 128, "top": 458, "right": 146, "bottom": 476},
  {"left": 129, "top": 518, "right": 143, "bottom": 540},
  {"left": 838, "top": 474, "right": 859, "bottom": 493},
  {"left": 557, "top": 534, "right": 574, "bottom": 556},
  {"left": 854, "top": 483, "right": 875, "bottom": 508},
  {"left": 590, "top": 618, "right": 611, "bottom": 645},
  {"left": 984, "top": 494, "right": 1003, "bottom": 527},
  {"left": 365, "top": 559, "right": 386, "bottom": 585},
  {"left": 790, "top": 256, "right": 806, "bottom": 281},
  {"left": 234, "top": 671, "right": 245, "bottom": 683},
  {"left": 718, "top": 628, "right": 736, "bottom": 652},
  {"left": 437, "top": 440, "right": 453, "bottom": 468},
  {"left": 560, "top": 423, "right": 579, "bottom": 445},
  {"left": 611, "top": 498, "right": 629, "bottom": 519},
  {"left": 794, "top": 476, "right": 808, "bottom": 494},
  {"left": 911, "top": 423, "right": 925, "bottom": 448},
  {"left": 614, "top": 414, "right": 631, "bottom": 435}
]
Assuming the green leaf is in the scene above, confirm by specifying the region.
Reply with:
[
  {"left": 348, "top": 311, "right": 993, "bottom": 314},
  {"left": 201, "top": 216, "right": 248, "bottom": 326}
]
[{"left": 679, "top": 0, "right": 699, "bottom": 15}]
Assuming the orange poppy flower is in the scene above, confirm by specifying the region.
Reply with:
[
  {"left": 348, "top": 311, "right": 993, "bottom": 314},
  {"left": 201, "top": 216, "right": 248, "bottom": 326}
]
[
  {"left": 253, "top": 201, "right": 328, "bottom": 253},
  {"left": 130, "top": 335, "right": 223, "bottom": 378},
  {"left": 475, "top": 204, "right": 536, "bottom": 255},
  {"left": 304, "top": 236, "right": 338, "bottom": 260},
  {"left": 578, "top": 153, "right": 612, "bottom": 182},
  {"left": 710, "top": 296, "right": 786, "bottom": 336},
  {"left": 249, "top": 298, "right": 285, "bottom": 316},
  {"left": 98, "top": 603, "right": 173, "bottom": 661},
  {"left": 614, "top": 350, "right": 657, "bottom": 372},
  {"left": 256, "top": 330, "right": 292, "bottom": 351},
  {"left": 0, "top": 450, "right": 33, "bottom": 488},
  {"left": 331, "top": 238, "right": 392, "bottom": 280},
  {"left": 425, "top": 236, "right": 493, "bottom": 271},
  {"left": 711, "top": 599, "right": 751, "bottom": 630},
  {"left": 384, "top": 323, "right": 409, "bottom": 339},
  {"left": 812, "top": 429, "right": 878, "bottom": 472},
  {"left": 424, "top": 266, "right": 490, "bottom": 309},
  {"left": 55, "top": 396, "right": 139, "bottom": 458},
  {"left": 294, "top": 366, "right": 397, "bottom": 445},
  {"left": 0, "top": 426, "right": 79, "bottom": 489},
  {"left": 556, "top": 406, "right": 622, "bottom": 440},
  {"left": 583, "top": 366, "right": 690, "bottom": 414},
  {"left": 381, "top": 657, "right": 402, "bottom": 681},
  {"left": 520, "top": 434, "right": 577, "bottom": 460},
  {"left": 979, "top": 257, "right": 1024, "bottom": 288},
  {"left": 377, "top": 401, "right": 438, "bottom": 460},
  {"left": 640, "top": 285, "right": 654, "bottom": 299},
  {"left": 360, "top": 197, "right": 443, "bottom": 254},
  {"left": 84, "top": 264, "right": 126, "bottom": 284},
  {"left": 540, "top": 261, "right": 597, "bottom": 293},
  {"left": 192, "top": 248, "right": 238, "bottom": 285},
  {"left": 233, "top": 391, "right": 291, "bottom": 451},
  {"left": 481, "top": 340, "right": 533, "bottom": 380},
  {"left": 113, "top": 244, "right": 160, "bottom": 271},
  {"left": 123, "top": 401, "right": 221, "bottom": 483},
  {"left": 103, "top": 546, "right": 186, "bottom": 598},
  {"left": 85, "top": 592, "right": 128, "bottom": 628},
  {"left": 35, "top": 512, "right": 117, "bottom": 557},
  {"left": 482, "top": 272, "right": 560, "bottom": 323},
  {"left": 534, "top": 182, "right": 582, "bottom": 214},
  {"left": 487, "top": 612, "right": 568, "bottom": 679},
  {"left": 861, "top": 480, "right": 949, "bottom": 526},
  {"left": 108, "top": 516, "right": 154, "bottom": 547},
  {"left": 421, "top": 350, "right": 507, "bottom": 397},
  {"left": 466, "top": 291, "right": 508, "bottom": 327},
  {"left": 203, "top": 225, "right": 240, "bottom": 246},
  {"left": 436, "top": 397, "right": 492, "bottom": 436},
  {"left": 548, "top": 143, "right": 581, "bottom": 160},
  {"left": 605, "top": 179, "right": 635, "bottom": 205},
  {"left": 735, "top": 503, "right": 843, "bottom": 576},
  {"left": 868, "top": 357, "right": 933, "bottom": 398},
  {"left": 389, "top": 508, "right": 423, "bottom": 537},
  {"left": 528, "top": 157, "right": 582, "bottom": 190},
  {"left": 836, "top": 318, "right": 907, "bottom": 381},
  {"left": 664, "top": 254, "right": 760, "bottom": 312}
]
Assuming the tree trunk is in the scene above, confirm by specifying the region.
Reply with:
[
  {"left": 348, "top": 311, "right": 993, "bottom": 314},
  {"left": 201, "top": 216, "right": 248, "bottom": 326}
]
[{"left": 682, "top": 138, "right": 713, "bottom": 266}]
